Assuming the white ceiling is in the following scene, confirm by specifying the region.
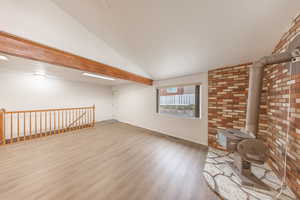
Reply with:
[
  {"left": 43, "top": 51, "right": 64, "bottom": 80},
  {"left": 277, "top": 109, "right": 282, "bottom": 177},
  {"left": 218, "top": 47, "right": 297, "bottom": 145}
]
[
  {"left": 0, "top": 54, "right": 132, "bottom": 86},
  {"left": 52, "top": 0, "right": 300, "bottom": 80}
]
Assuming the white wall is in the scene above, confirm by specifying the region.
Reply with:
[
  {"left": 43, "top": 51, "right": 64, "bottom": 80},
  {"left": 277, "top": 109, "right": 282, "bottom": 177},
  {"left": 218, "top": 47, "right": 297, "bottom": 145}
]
[
  {"left": 0, "top": 69, "right": 208, "bottom": 145},
  {"left": 113, "top": 73, "right": 208, "bottom": 145},
  {"left": 0, "top": 0, "right": 150, "bottom": 78},
  {"left": 0, "top": 73, "right": 113, "bottom": 122}
]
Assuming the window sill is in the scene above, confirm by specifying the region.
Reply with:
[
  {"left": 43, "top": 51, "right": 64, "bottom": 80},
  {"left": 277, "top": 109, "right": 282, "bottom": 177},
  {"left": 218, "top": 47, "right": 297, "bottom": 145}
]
[{"left": 156, "top": 112, "right": 202, "bottom": 120}]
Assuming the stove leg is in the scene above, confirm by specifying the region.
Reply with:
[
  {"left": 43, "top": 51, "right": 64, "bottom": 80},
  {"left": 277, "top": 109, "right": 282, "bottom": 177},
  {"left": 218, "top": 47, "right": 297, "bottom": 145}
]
[{"left": 229, "top": 153, "right": 270, "bottom": 191}]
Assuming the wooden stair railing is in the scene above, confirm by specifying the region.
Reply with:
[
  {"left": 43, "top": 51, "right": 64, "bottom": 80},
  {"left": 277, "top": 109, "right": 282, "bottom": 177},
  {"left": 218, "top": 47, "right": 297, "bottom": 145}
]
[{"left": 0, "top": 105, "right": 95, "bottom": 145}]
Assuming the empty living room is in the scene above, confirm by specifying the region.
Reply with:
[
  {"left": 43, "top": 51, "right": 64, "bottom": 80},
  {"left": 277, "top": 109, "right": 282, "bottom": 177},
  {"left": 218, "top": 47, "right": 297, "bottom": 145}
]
[{"left": 1, "top": 1, "right": 300, "bottom": 200}]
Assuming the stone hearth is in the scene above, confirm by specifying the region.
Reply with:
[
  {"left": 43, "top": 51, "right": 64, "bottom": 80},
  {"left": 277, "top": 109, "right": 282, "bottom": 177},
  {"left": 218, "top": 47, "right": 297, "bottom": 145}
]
[{"left": 203, "top": 148, "right": 297, "bottom": 200}]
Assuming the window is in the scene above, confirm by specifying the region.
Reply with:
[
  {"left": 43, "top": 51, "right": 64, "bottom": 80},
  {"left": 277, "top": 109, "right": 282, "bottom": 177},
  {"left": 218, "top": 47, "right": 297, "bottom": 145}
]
[{"left": 156, "top": 85, "right": 201, "bottom": 118}]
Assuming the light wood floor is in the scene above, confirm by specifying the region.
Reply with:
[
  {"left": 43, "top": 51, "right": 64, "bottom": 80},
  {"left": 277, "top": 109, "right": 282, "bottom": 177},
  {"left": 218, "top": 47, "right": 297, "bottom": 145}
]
[{"left": 0, "top": 121, "right": 219, "bottom": 200}]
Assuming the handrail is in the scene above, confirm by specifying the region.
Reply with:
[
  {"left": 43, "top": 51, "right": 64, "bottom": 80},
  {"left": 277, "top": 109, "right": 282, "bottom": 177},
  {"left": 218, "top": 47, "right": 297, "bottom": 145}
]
[
  {"left": 0, "top": 105, "right": 95, "bottom": 145},
  {"left": 5, "top": 106, "right": 94, "bottom": 114}
]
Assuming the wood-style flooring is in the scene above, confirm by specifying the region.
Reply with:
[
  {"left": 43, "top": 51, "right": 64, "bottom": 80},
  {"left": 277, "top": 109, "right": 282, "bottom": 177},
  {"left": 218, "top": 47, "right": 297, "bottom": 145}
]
[{"left": 0, "top": 121, "right": 219, "bottom": 200}]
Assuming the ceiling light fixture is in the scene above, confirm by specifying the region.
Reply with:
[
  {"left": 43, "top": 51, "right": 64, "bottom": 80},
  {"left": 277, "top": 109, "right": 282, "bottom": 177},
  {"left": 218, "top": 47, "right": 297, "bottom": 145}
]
[
  {"left": 82, "top": 72, "right": 115, "bottom": 81},
  {"left": 0, "top": 55, "right": 8, "bottom": 61}
]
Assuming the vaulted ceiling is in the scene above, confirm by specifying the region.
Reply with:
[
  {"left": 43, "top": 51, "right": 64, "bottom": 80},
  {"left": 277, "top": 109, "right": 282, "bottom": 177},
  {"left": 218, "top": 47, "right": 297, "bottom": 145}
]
[{"left": 52, "top": 0, "right": 300, "bottom": 80}]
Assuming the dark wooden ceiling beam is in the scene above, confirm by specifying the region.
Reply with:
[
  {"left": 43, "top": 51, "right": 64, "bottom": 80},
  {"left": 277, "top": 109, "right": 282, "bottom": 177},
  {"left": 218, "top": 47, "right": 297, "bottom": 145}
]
[{"left": 0, "top": 31, "right": 153, "bottom": 85}]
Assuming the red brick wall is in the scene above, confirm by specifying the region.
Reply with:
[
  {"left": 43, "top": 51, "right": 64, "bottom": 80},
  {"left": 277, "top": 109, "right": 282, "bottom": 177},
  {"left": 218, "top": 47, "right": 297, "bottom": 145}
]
[
  {"left": 258, "top": 14, "right": 300, "bottom": 198},
  {"left": 208, "top": 63, "right": 251, "bottom": 149},
  {"left": 208, "top": 14, "right": 300, "bottom": 198}
]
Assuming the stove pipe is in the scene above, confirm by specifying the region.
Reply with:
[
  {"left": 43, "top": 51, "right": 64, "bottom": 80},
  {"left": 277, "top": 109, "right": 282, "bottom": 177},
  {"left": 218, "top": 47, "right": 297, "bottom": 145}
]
[{"left": 245, "top": 35, "right": 300, "bottom": 134}]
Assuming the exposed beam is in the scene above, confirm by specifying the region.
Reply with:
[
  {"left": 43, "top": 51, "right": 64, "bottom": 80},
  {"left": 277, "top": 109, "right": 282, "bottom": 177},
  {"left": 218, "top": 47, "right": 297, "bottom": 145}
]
[{"left": 0, "top": 31, "right": 153, "bottom": 85}]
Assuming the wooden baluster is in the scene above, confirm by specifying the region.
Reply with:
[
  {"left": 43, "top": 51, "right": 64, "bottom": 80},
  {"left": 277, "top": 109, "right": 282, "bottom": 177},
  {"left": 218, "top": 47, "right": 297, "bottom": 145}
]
[
  {"left": 57, "top": 111, "right": 59, "bottom": 134},
  {"left": 66, "top": 110, "right": 68, "bottom": 130},
  {"left": 82, "top": 109, "right": 84, "bottom": 128},
  {"left": 65, "top": 110, "right": 67, "bottom": 132},
  {"left": 61, "top": 110, "right": 64, "bottom": 133},
  {"left": 52, "top": 111, "right": 54, "bottom": 134},
  {"left": 62, "top": 110, "right": 64, "bottom": 132},
  {"left": 29, "top": 112, "right": 32, "bottom": 139},
  {"left": 69, "top": 110, "right": 71, "bottom": 131},
  {"left": 82, "top": 109, "right": 83, "bottom": 128},
  {"left": 71, "top": 110, "right": 72, "bottom": 130},
  {"left": 65, "top": 110, "right": 67, "bottom": 131},
  {"left": 79, "top": 109, "right": 81, "bottom": 129},
  {"left": 70, "top": 110, "right": 72, "bottom": 131},
  {"left": 77, "top": 109, "right": 79, "bottom": 129},
  {"left": 81, "top": 109, "right": 83, "bottom": 128},
  {"left": 78, "top": 109, "right": 79, "bottom": 129},
  {"left": 50, "top": 111, "right": 52, "bottom": 135},
  {"left": 83, "top": 108, "right": 87, "bottom": 128},
  {"left": 76, "top": 109, "right": 79, "bottom": 129},
  {"left": 58, "top": 111, "right": 61, "bottom": 134},
  {"left": 90, "top": 108, "right": 92, "bottom": 127},
  {"left": 24, "top": 112, "right": 26, "bottom": 140},
  {"left": 89, "top": 108, "right": 91, "bottom": 127},
  {"left": 87, "top": 109, "right": 89, "bottom": 127},
  {"left": 73, "top": 109, "right": 75, "bottom": 130},
  {"left": 86, "top": 108, "right": 88, "bottom": 127},
  {"left": 80, "top": 109, "right": 82, "bottom": 128},
  {"left": 62, "top": 110, "right": 67, "bottom": 133},
  {"left": 70, "top": 110, "right": 72, "bottom": 130},
  {"left": 90, "top": 108, "right": 93, "bottom": 127},
  {"left": 87, "top": 108, "right": 89, "bottom": 127},
  {"left": 54, "top": 111, "right": 57, "bottom": 134},
  {"left": 65, "top": 110, "right": 68, "bottom": 131},
  {"left": 74, "top": 109, "right": 76, "bottom": 129},
  {"left": 68, "top": 110, "right": 70, "bottom": 131},
  {"left": 79, "top": 108, "right": 81, "bottom": 129},
  {"left": 71, "top": 109, "right": 73, "bottom": 130},
  {"left": 88, "top": 108, "right": 90, "bottom": 127},
  {"left": 45, "top": 112, "right": 47, "bottom": 136},
  {"left": 35, "top": 112, "right": 37, "bottom": 137},
  {"left": 10, "top": 113, "right": 13, "bottom": 143},
  {"left": 82, "top": 109, "right": 84, "bottom": 127},
  {"left": 84, "top": 108, "right": 86, "bottom": 127},
  {"left": 93, "top": 105, "right": 95, "bottom": 127},
  {"left": 83, "top": 109, "right": 85, "bottom": 128},
  {"left": 73, "top": 109, "right": 77, "bottom": 129},
  {"left": 17, "top": 113, "right": 20, "bottom": 141},
  {"left": 0, "top": 109, "right": 6, "bottom": 145},
  {"left": 40, "top": 112, "right": 42, "bottom": 137},
  {"left": 68, "top": 110, "right": 70, "bottom": 130},
  {"left": 67, "top": 110, "right": 69, "bottom": 130}
]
